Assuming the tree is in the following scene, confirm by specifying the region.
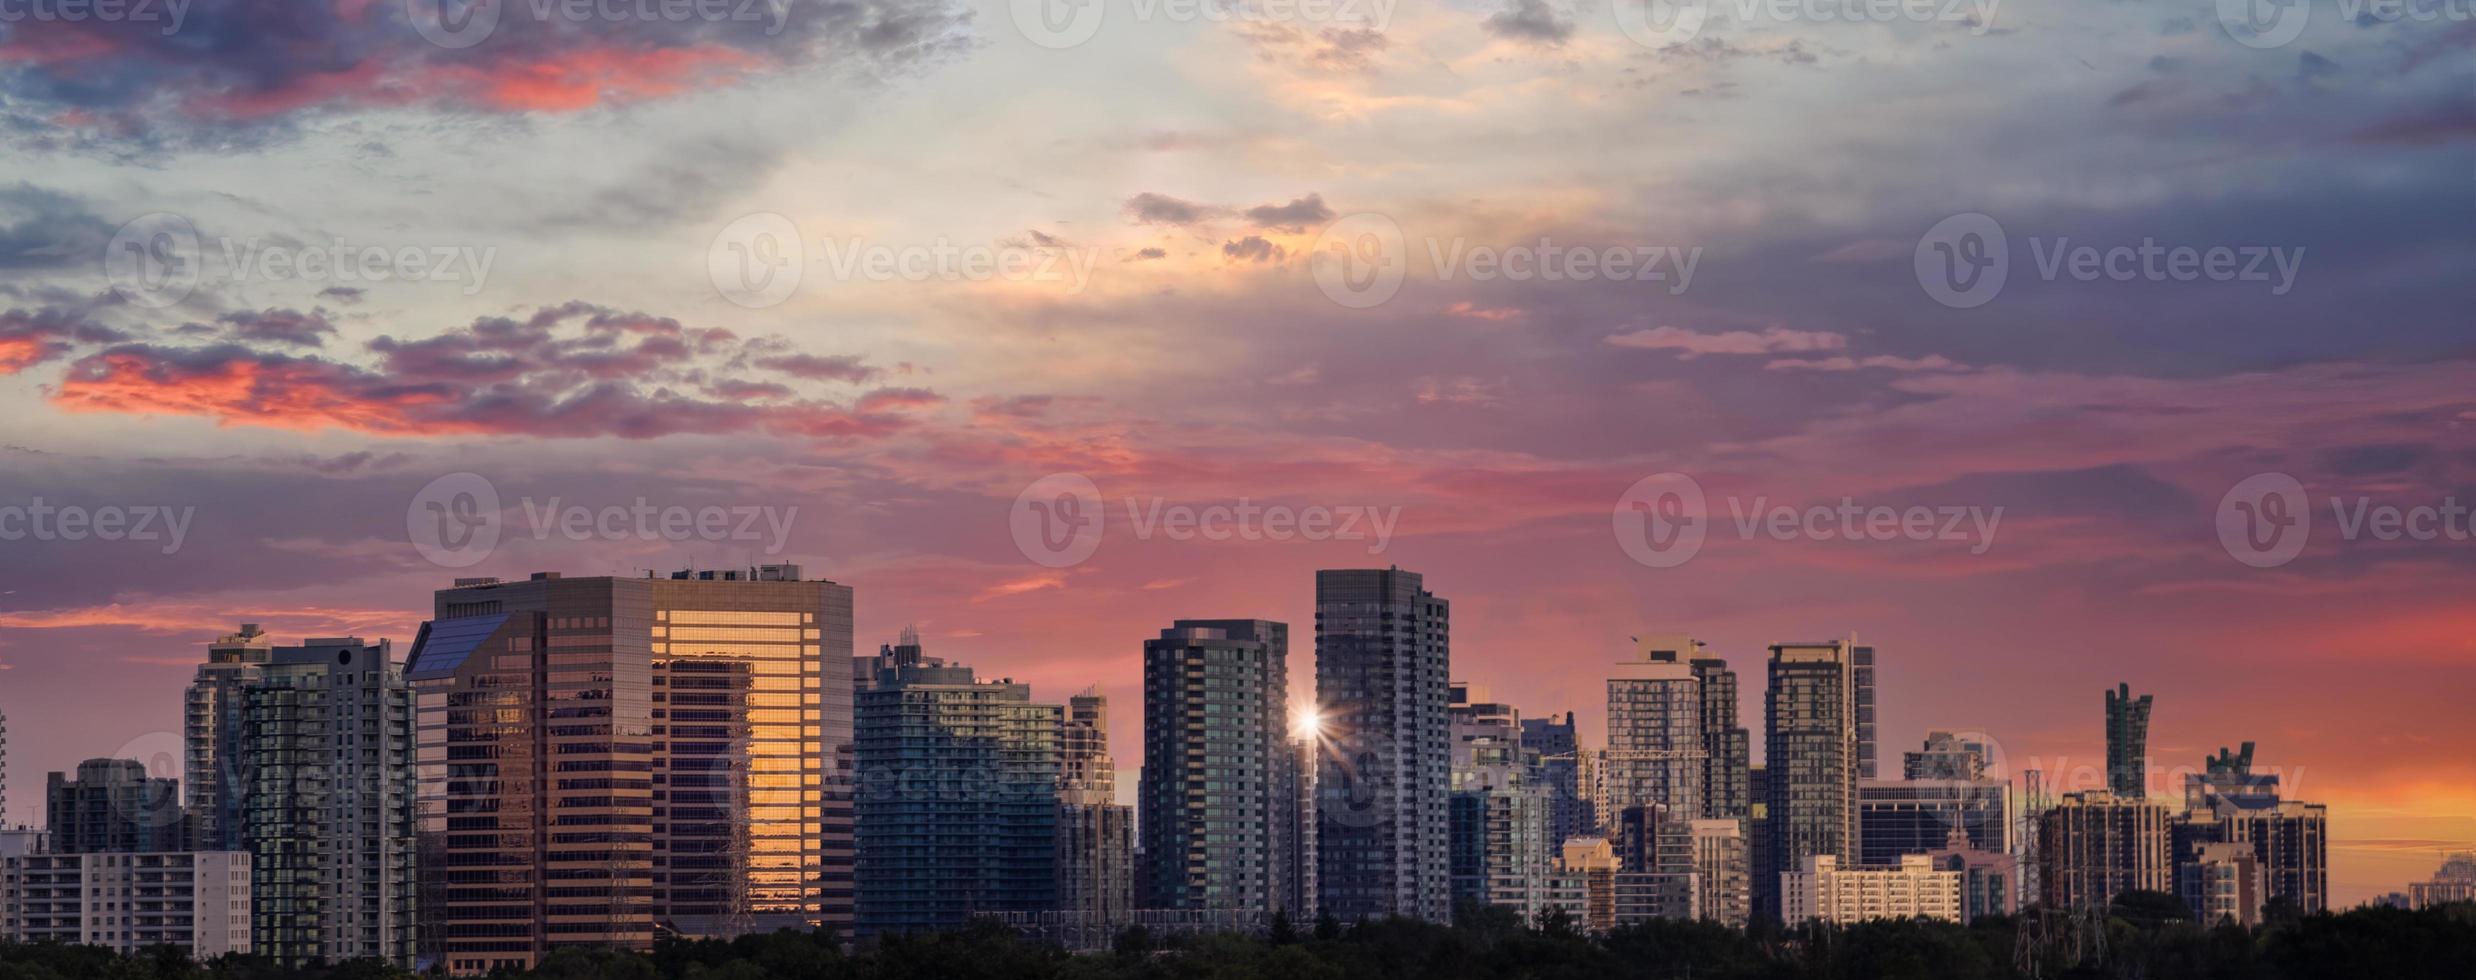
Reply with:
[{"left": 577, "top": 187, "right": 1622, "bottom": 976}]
[
  {"left": 1267, "top": 911, "right": 1297, "bottom": 946},
  {"left": 2110, "top": 889, "right": 2195, "bottom": 926}
]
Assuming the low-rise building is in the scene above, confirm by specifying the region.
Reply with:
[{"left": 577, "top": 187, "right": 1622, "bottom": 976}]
[
  {"left": 0, "top": 850, "right": 252, "bottom": 957},
  {"left": 2409, "top": 853, "right": 2476, "bottom": 909},
  {"left": 1780, "top": 854, "right": 1961, "bottom": 926},
  {"left": 2180, "top": 842, "right": 2265, "bottom": 927},
  {"left": 1925, "top": 827, "right": 2018, "bottom": 924},
  {"left": 1688, "top": 819, "right": 1750, "bottom": 927}
]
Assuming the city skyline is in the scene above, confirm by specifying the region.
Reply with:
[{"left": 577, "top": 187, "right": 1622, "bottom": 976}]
[
  {"left": 0, "top": 558, "right": 2449, "bottom": 911},
  {"left": 0, "top": 4, "right": 2469, "bottom": 923}
]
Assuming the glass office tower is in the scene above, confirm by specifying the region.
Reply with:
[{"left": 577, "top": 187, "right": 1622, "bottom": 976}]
[{"left": 408, "top": 566, "right": 851, "bottom": 975}]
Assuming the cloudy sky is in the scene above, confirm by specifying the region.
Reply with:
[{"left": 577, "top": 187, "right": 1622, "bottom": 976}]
[{"left": 0, "top": 1, "right": 2470, "bottom": 903}]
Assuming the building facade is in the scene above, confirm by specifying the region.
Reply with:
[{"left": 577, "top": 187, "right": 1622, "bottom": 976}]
[
  {"left": 1780, "top": 854, "right": 1960, "bottom": 926},
  {"left": 1925, "top": 826, "right": 2018, "bottom": 924},
  {"left": 2172, "top": 744, "right": 2329, "bottom": 915},
  {"left": 1688, "top": 818, "right": 1750, "bottom": 927},
  {"left": 1760, "top": 638, "right": 1871, "bottom": 920},
  {"left": 1691, "top": 656, "right": 1751, "bottom": 822},
  {"left": 1605, "top": 635, "right": 1706, "bottom": 825},
  {"left": 2180, "top": 842, "right": 2265, "bottom": 926},
  {"left": 2038, "top": 790, "right": 2172, "bottom": 911},
  {"left": 855, "top": 645, "right": 1059, "bottom": 935},
  {"left": 1315, "top": 568, "right": 1450, "bottom": 923},
  {"left": 2105, "top": 684, "right": 2153, "bottom": 799},
  {"left": 1449, "top": 779, "right": 1557, "bottom": 916},
  {"left": 0, "top": 850, "right": 252, "bottom": 957},
  {"left": 1858, "top": 778, "right": 2010, "bottom": 866},
  {"left": 185, "top": 622, "right": 276, "bottom": 851},
  {"left": 46, "top": 759, "right": 186, "bottom": 854},
  {"left": 1139, "top": 619, "right": 1300, "bottom": 916},
  {"left": 1903, "top": 730, "right": 1993, "bottom": 781},
  {"left": 1518, "top": 712, "right": 1590, "bottom": 847},
  {"left": 2409, "top": 853, "right": 2476, "bottom": 909},
  {"left": 407, "top": 567, "right": 854, "bottom": 974},
  {"left": 1057, "top": 689, "right": 1133, "bottom": 921},
  {"left": 182, "top": 632, "right": 418, "bottom": 967}
]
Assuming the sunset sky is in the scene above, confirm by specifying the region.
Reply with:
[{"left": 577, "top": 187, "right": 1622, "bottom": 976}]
[{"left": 0, "top": 2, "right": 2470, "bottom": 905}]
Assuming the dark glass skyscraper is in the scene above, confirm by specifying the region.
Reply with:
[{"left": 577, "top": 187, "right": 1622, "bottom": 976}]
[
  {"left": 1691, "top": 656, "right": 1751, "bottom": 822},
  {"left": 1138, "top": 620, "right": 1299, "bottom": 915},
  {"left": 2106, "top": 683, "right": 2154, "bottom": 799},
  {"left": 854, "top": 643, "right": 1060, "bottom": 935},
  {"left": 1759, "top": 638, "right": 1871, "bottom": 921},
  {"left": 407, "top": 567, "right": 853, "bottom": 974},
  {"left": 1314, "top": 568, "right": 1450, "bottom": 923}
]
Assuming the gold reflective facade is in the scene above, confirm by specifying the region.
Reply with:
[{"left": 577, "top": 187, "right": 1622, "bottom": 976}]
[{"left": 410, "top": 570, "right": 852, "bottom": 976}]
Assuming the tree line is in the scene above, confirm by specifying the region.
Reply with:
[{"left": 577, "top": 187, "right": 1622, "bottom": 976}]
[{"left": 3, "top": 895, "right": 2470, "bottom": 980}]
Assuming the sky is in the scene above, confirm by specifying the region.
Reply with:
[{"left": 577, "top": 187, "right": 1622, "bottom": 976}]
[{"left": 0, "top": 1, "right": 2470, "bottom": 907}]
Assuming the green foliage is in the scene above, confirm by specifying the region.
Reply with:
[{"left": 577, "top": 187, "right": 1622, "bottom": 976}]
[{"left": 3, "top": 903, "right": 2471, "bottom": 980}]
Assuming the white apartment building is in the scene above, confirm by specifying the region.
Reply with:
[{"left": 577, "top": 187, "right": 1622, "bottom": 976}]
[
  {"left": 1780, "top": 853, "right": 1961, "bottom": 926},
  {"left": 0, "top": 851, "right": 252, "bottom": 957}
]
